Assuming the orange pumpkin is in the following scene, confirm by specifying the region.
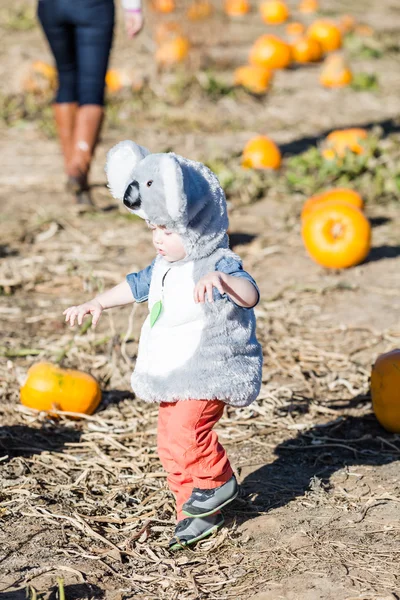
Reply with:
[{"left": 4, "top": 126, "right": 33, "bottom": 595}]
[
  {"left": 154, "top": 21, "right": 182, "bottom": 45},
  {"left": 322, "top": 128, "right": 368, "bottom": 158},
  {"left": 224, "top": 0, "right": 250, "bottom": 16},
  {"left": 354, "top": 24, "right": 374, "bottom": 36},
  {"left": 241, "top": 135, "right": 282, "bottom": 170},
  {"left": 155, "top": 36, "right": 190, "bottom": 65},
  {"left": 234, "top": 65, "right": 273, "bottom": 94},
  {"left": 187, "top": 0, "right": 213, "bottom": 20},
  {"left": 307, "top": 20, "right": 342, "bottom": 52},
  {"left": 371, "top": 350, "right": 400, "bottom": 433},
  {"left": 286, "top": 22, "right": 306, "bottom": 38},
  {"left": 291, "top": 36, "right": 323, "bottom": 63},
  {"left": 301, "top": 200, "right": 371, "bottom": 269},
  {"left": 20, "top": 362, "right": 101, "bottom": 415},
  {"left": 259, "top": 0, "right": 290, "bottom": 24},
  {"left": 23, "top": 60, "right": 58, "bottom": 94},
  {"left": 339, "top": 15, "right": 356, "bottom": 34},
  {"left": 298, "top": 0, "right": 318, "bottom": 13},
  {"left": 320, "top": 53, "right": 352, "bottom": 87},
  {"left": 152, "top": 0, "right": 175, "bottom": 12},
  {"left": 105, "top": 68, "right": 138, "bottom": 93},
  {"left": 301, "top": 188, "right": 364, "bottom": 221},
  {"left": 249, "top": 35, "right": 292, "bottom": 70}
]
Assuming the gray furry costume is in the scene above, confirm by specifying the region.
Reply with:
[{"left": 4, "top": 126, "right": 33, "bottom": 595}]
[{"left": 106, "top": 141, "right": 263, "bottom": 407}]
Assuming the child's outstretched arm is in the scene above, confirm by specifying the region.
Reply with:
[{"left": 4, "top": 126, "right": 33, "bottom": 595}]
[
  {"left": 194, "top": 272, "right": 259, "bottom": 309},
  {"left": 63, "top": 281, "right": 134, "bottom": 328}
]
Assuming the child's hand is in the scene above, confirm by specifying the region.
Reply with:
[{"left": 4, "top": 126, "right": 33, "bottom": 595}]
[
  {"left": 194, "top": 272, "right": 227, "bottom": 304},
  {"left": 63, "top": 299, "right": 103, "bottom": 328},
  {"left": 124, "top": 10, "right": 144, "bottom": 38}
]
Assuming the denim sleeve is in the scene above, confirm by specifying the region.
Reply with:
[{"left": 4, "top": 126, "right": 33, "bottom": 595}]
[
  {"left": 214, "top": 256, "right": 260, "bottom": 309},
  {"left": 126, "top": 259, "right": 155, "bottom": 303}
]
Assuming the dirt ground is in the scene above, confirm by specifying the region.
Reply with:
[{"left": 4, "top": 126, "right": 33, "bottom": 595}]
[{"left": 1, "top": 0, "right": 400, "bottom": 599}]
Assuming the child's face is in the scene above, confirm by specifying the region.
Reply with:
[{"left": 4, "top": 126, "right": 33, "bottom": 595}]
[{"left": 149, "top": 224, "right": 186, "bottom": 262}]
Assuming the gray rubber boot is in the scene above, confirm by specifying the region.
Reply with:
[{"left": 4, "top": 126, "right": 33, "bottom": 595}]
[
  {"left": 182, "top": 475, "right": 238, "bottom": 518},
  {"left": 169, "top": 513, "right": 224, "bottom": 551}
]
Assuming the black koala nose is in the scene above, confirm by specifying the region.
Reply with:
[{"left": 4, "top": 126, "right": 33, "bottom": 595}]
[{"left": 123, "top": 181, "right": 142, "bottom": 209}]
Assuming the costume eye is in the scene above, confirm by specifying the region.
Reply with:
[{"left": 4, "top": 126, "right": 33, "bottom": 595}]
[{"left": 146, "top": 180, "right": 153, "bottom": 187}]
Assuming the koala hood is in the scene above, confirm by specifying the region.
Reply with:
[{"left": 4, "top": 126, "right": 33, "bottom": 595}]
[{"left": 105, "top": 140, "right": 229, "bottom": 261}]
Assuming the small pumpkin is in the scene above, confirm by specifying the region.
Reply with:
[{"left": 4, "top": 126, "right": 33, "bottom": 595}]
[
  {"left": 371, "top": 350, "right": 400, "bottom": 433},
  {"left": 23, "top": 60, "right": 57, "bottom": 94},
  {"left": 152, "top": 0, "right": 175, "bottom": 12},
  {"left": 322, "top": 127, "right": 368, "bottom": 158},
  {"left": 105, "top": 68, "right": 139, "bottom": 93},
  {"left": 339, "top": 14, "right": 356, "bottom": 34},
  {"left": 241, "top": 135, "right": 282, "bottom": 170},
  {"left": 259, "top": 0, "right": 290, "bottom": 24},
  {"left": 233, "top": 65, "right": 273, "bottom": 94},
  {"left": 301, "top": 200, "right": 371, "bottom": 269},
  {"left": 286, "top": 21, "right": 306, "bottom": 38},
  {"left": 354, "top": 24, "right": 374, "bottom": 36},
  {"left": 298, "top": 0, "right": 318, "bottom": 14},
  {"left": 307, "top": 20, "right": 342, "bottom": 52},
  {"left": 224, "top": 0, "right": 250, "bottom": 16},
  {"left": 320, "top": 53, "right": 352, "bottom": 87},
  {"left": 301, "top": 188, "right": 364, "bottom": 221},
  {"left": 155, "top": 36, "right": 190, "bottom": 65},
  {"left": 291, "top": 36, "right": 323, "bottom": 63},
  {"left": 187, "top": 0, "right": 213, "bottom": 20},
  {"left": 20, "top": 362, "right": 101, "bottom": 415},
  {"left": 154, "top": 21, "right": 183, "bottom": 45},
  {"left": 249, "top": 35, "right": 292, "bottom": 70}
]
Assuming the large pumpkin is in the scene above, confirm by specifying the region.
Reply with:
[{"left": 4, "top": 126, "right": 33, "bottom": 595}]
[
  {"left": 249, "top": 35, "right": 292, "bottom": 70},
  {"left": 292, "top": 36, "right": 323, "bottom": 63},
  {"left": 371, "top": 350, "right": 400, "bottom": 433},
  {"left": 259, "top": 0, "right": 290, "bottom": 24},
  {"left": 20, "top": 362, "right": 102, "bottom": 415},
  {"left": 320, "top": 54, "right": 352, "bottom": 88},
  {"left": 234, "top": 65, "right": 273, "bottom": 94},
  {"left": 301, "top": 188, "right": 364, "bottom": 221},
  {"left": 241, "top": 135, "right": 282, "bottom": 170},
  {"left": 301, "top": 200, "right": 371, "bottom": 269},
  {"left": 307, "top": 20, "right": 342, "bottom": 52}
]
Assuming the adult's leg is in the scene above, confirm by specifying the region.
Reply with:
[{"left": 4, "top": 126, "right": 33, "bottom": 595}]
[
  {"left": 37, "top": 0, "right": 78, "bottom": 177},
  {"left": 157, "top": 402, "right": 195, "bottom": 521},
  {"left": 68, "top": 0, "right": 115, "bottom": 197}
]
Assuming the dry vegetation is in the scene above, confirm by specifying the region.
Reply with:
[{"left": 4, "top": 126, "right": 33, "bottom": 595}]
[{"left": 1, "top": 0, "right": 400, "bottom": 599}]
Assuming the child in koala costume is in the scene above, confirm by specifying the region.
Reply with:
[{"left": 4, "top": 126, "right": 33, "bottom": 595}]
[{"left": 64, "top": 140, "right": 263, "bottom": 550}]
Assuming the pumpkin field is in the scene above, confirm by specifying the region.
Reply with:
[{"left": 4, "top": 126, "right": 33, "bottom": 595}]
[{"left": 1, "top": 0, "right": 400, "bottom": 598}]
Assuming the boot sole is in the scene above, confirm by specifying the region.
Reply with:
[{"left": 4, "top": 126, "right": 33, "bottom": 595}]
[
  {"left": 182, "top": 490, "right": 238, "bottom": 518},
  {"left": 169, "top": 516, "right": 224, "bottom": 551}
]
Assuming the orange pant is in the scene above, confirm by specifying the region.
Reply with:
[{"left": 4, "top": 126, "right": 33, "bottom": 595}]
[{"left": 157, "top": 399, "right": 233, "bottom": 521}]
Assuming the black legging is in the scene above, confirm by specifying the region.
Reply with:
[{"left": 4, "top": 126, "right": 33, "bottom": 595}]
[{"left": 37, "top": 0, "right": 115, "bottom": 106}]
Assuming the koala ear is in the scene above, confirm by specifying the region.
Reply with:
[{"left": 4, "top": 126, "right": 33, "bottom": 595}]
[
  {"left": 105, "top": 140, "right": 151, "bottom": 200},
  {"left": 159, "top": 155, "right": 185, "bottom": 221}
]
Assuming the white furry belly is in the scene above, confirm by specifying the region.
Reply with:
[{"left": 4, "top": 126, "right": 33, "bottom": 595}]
[{"left": 134, "top": 316, "right": 204, "bottom": 377}]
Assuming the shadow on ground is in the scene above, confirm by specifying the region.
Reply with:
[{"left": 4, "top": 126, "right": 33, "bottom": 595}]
[
  {"left": 238, "top": 409, "right": 400, "bottom": 516},
  {"left": 0, "top": 583, "right": 104, "bottom": 600},
  {"left": 366, "top": 244, "right": 400, "bottom": 263},
  {"left": 0, "top": 424, "right": 82, "bottom": 461}
]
